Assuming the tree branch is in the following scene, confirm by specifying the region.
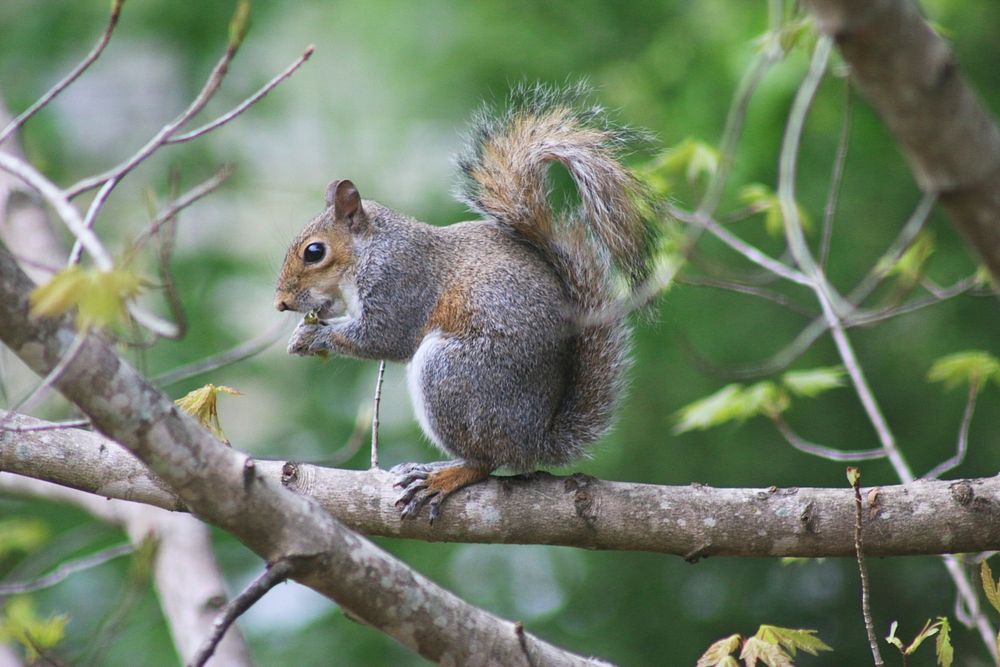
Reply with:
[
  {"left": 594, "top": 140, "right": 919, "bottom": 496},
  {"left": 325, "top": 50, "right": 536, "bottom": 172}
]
[
  {"left": 0, "top": 247, "right": 606, "bottom": 666},
  {"left": 4, "top": 411, "right": 1000, "bottom": 560},
  {"left": 802, "top": 0, "right": 1000, "bottom": 282}
]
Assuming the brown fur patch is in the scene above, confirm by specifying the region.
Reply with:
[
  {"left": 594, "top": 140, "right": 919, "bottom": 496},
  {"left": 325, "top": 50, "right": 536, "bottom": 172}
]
[
  {"left": 426, "top": 282, "right": 474, "bottom": 335},
  {"left": 425, "top": 465, "right": 490, "bottom": 496}
]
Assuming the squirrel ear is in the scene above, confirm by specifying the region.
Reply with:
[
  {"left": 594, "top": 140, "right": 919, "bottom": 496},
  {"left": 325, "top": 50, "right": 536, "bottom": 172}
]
[{"left": 325, "top": 179, "right": 364, "bottom": 223}]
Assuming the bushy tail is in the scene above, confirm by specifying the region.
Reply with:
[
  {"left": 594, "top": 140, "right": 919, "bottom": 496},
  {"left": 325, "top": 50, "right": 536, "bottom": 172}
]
[{"left": 456, "top": 82, "right": 657, "bottom": 462}]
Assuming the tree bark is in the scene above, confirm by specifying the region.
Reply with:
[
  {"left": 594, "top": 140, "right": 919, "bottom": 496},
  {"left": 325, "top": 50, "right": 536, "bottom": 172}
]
[{"left": 4, "top": 411, "right": 1000, "bottom": 560}]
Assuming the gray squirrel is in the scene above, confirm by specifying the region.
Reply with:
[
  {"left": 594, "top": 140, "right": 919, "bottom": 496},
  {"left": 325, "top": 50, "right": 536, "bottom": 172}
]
[{"left": 274, "top": 83, "right": 657, "bottom": 521}]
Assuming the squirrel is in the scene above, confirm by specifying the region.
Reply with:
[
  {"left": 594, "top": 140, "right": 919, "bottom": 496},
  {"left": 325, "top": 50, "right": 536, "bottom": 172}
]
[{"left": 274, "top": 83, "right": 657, "bottom": 522}]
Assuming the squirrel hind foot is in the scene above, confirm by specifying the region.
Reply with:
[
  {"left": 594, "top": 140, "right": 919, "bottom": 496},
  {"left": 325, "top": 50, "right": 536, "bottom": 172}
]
[{"left": 391, "top": 460, "right": 490, "bottom": 523}]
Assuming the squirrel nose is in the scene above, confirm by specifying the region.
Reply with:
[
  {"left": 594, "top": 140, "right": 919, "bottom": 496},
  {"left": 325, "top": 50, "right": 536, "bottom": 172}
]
[{"left": 275, "top": 298, "right": 289, "bottom": 312}]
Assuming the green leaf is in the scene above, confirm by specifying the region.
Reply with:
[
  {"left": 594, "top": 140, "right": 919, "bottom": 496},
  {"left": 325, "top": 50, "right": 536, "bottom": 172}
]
[
  {"left": 0, "top": 519, "right": 50, "bottom": 560},
  {"left": 981, "top": 560, "right": 1000, "bottom": 614},
  {"left": 660, "top": 138, "right": 720, "bottom": 184},
  {"left": 742, "top": 381, "right": 789, "bottom": 419},
  {"left": 781, "top": 366, "right": 846, "bottom": 398},
  {"left": 755, "top": 625, "right": 833, "bottom": 657},
  {"left": 928, "top": 350, "right": 1000, "bottom": 393},
  {"left": 175, "top": 384, "right": 242, "bottom": 444},
  {"left": 0, "top": 596, "right": 69, "bottom": 661},
  {"left": 673, "top": 384, "right": 752, "bottom": 434},
  {"left": 29, "top": 265, "right": 144, "bottom": 331},
  {"left": 881, "top": 231, "right": 935, "bottom": 288},
  {"left": 696, "top": 634, "right": 742, "bottom": 667},
  {"left": 739, "top": 636, "right": 792, "bottom": 667},
  {"left": 738, "top": 183, "right": 812, "bottom": 237},
  {"left": 906, "top": 619, "right": 940, "bottom": 655},
  {"left": 935, "top": 617, "right": 953, "bottom": 667},
  {"left": 886, "top": 621, "right": 904, "bottom": 652},
  {"left": 846, "top": 467, "right": 861, "bottom": 487}
]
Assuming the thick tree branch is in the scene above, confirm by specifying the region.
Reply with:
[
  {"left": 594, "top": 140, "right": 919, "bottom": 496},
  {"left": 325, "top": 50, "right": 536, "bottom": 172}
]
[
  {"left": 4, "top": 412, "right": 1000, "bottom": 559},
  {"left": 802, "top": 0, "right": 1000, "bottom": 282},
  {"left": 0, "top": 247, "right": 604, "bottom": 666}
]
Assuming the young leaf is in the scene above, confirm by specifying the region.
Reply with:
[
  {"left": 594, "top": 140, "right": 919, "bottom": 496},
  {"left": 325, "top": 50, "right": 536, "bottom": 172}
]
[
  {"left": 905, "top": 619, "right": 940, "bottom": 655},
  {"left": 881, "top": 231, "right": 935, "bottom": 288},
  {"left": 741, "top": 381, "right": 788, "bottom": 419},
  {"left": 30, "top": 265, "right": 144, "bottom": 331},
  {"left": 886, "top": 620, "right": 903, "bottom": 651},
  {"left": 781, "top": 366, "right": 846, "bottom": 398},
  {"left": 673, "top": 384, "right": 748, "bottom": 434},
  {"left": 928, "top": 350, "right": 1000, "bottom": 393},
  {"left": 935, "top": 617, "right": 953, "bottom": 667},
  {"left": 0, "top": 596, "right": 69, "bottom": 661},
  {"left": 696, "top": 633, "right": 741, "bottom": 667},
  {"left": 175, "top": 384, "right": 242, "bottom": 444},
  {"left": 0, "top": 518, "right": 50, "bottom": 560},
  {"left": 738, "top": 183, "right": 812, "bottom": 237},
  {"left": 846, "top": 467, "right": 861, "bottom": 488},
  {"left": 981, "top": 560, "right": 1000, "bottom": 614},
  {"left": 739, "top": 636, "right": 792, "bottom": 667},
  {"left": 755, "top": 625, "right": 833, "bottom": 657}
]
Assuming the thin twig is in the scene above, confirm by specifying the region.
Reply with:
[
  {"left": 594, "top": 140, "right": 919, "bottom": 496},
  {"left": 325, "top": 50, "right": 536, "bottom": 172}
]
[
  {"left": 671, "top": 206, "right": 812, "bottom": 287},
  {"left": 371, "top": 360, "right": 386, "bottom": 470},
  {"left": 167, "top": 46, "right": 315, "bottom": 144},
  {"left": 0, "top": 151, "right": 112, "bottom": 270},
  {"left": 819, "top": 81, "right": 852, "bottom": 269},
  {"left": 190, "top": 559, "right": 293, "bottom": 667},
  {"left": 0, "top": 0, "right": 123, "bottom": 147},
  {"left": 0, "top": 330, "right": 87, "bottom": 432},
  {"left": 678, "top": 274, "right": 815, "bottom": 317},
  {"left": 0, "top": 418, "right": 90, "bottom": 433},
  {"left": 152, "top": 318, "right": 289, "bottom": 387},
  {"left": 773, "top": 416, "right": 887, "bottom": 462},
  {"left": 64, "top": 28, "right": 246, "bottom": 202},
  {"left": 923, "top": 382, "right": 978, "bottom": 480},
  {"left": 779, "top": 37, "right": 996, "bottom": 660},
  {"left": 0, "top": 543, "right": 134, "bottom": 596},
  {"left": 849, "top": 468, "right": 884, "bottom": 667},
  {"left": 133, "top": 165, "right": 235, "bottom": 249},
  {"left": 846, "top": 276, "right": 976, "bottom": 327}
]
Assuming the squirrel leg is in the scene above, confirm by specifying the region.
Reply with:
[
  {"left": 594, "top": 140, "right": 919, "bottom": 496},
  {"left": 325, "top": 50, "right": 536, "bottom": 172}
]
[{"left": 391, "top": 460, "right": 490, "bottom": 523}]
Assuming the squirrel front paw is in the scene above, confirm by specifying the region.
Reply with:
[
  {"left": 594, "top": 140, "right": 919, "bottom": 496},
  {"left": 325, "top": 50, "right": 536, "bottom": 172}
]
[{"left": 287, "top": 320, "right": 330, "bottom": 357}]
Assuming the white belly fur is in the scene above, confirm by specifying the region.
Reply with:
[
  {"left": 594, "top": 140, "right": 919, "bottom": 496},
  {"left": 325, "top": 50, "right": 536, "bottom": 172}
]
[{"left": 406, "top": 330, "right": 447, "bottom": 453}]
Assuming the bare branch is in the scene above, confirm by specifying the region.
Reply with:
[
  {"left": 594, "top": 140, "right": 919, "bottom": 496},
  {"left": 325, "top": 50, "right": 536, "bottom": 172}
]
[
  {"left": 819, "top": 81, "right": 852, "bottom": 268},
  {"left": 6, "top": 412, "right": 1000, "bottom": 559},
  {"left": 849, "top": 469, "right": 884, "bottom": 666},
  {"left": 0, "top": 1, "right": 123, "bottom": 147},
  {"left": 151, "top": 318, "right": 289, "bottom": 387},
  {"left": 133, "top": 165, "right": 235, "bottom": 249},
  {"left": 773, "top": 415, "right": 887, "bottom": 462},
  {"left": 802, "top": 0, "right": 1000, "bottom": 282},
  {"left": 671, "top": 206, "right": 812, "bottom": 286},
  {"left": 190, "top": 560, "right": 293, "bottom": 667},
  {"left": 371, "top": 360, "right": 386, "bottom": 469},
  {"left": 0, "top": 151, "right": 112, "bottom": 269},
  {"left": 0, "top": 543, "right": 135, "bottom": 596},
  {"left": 167, "top": 46, "right": 315, "bottom": 145}
]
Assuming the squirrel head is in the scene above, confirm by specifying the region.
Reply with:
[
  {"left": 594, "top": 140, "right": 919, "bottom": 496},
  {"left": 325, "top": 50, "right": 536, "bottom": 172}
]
[{"left": 274, "top": 179, "right": 369, "bottom": 316}]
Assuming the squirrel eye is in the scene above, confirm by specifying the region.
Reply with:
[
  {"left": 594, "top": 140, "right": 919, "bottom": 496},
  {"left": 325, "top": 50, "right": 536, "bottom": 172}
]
[{"left": 303, "top": 242, "right": 326, "bottom": 264}]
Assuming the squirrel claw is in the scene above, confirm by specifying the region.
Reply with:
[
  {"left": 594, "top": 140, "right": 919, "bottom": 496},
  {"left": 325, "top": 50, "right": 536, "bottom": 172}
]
[{"left": 390, "top": 460, "right": 489, "bottom": 523}]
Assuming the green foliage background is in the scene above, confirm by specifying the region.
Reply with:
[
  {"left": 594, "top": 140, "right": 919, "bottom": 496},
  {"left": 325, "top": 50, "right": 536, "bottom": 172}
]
[{"left": 1, "top": 1, "right": 999, "bottom": 664}]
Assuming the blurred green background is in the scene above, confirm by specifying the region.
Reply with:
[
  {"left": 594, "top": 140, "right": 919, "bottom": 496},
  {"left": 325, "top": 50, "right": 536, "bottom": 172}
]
[{"left": 2, "top": 0, "right": 999, "bottom": 665}]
